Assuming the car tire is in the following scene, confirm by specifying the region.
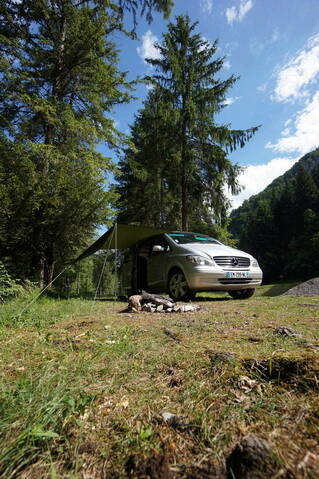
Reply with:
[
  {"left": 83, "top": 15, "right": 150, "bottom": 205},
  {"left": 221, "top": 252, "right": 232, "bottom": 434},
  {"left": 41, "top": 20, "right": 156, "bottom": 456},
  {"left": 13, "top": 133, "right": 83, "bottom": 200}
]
[
  {"left": 168, "top": 268, "right": 195, "bottom": 302},
  {"left": 228, "top": 288, "right": 255, "bottom": 300}
]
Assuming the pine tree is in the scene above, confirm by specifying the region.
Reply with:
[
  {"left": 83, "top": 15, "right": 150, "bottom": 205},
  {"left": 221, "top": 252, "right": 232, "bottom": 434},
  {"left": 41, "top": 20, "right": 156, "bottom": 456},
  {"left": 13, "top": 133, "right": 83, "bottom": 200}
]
[
  {"left": 117, "top": 87, "right": 180, "bottom": 227},
  {"left": 0, "top": 0, "right": 173, "bottom": 286},
  {"left": 143, "top": 15, "right": 259, "bottom": 230}
]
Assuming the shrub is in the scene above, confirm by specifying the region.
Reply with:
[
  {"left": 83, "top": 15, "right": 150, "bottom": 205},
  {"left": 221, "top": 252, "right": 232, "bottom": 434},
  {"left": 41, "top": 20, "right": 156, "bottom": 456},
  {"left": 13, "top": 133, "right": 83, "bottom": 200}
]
[{"left": 0, "top": 262, "right": 24, "bottom": 302}]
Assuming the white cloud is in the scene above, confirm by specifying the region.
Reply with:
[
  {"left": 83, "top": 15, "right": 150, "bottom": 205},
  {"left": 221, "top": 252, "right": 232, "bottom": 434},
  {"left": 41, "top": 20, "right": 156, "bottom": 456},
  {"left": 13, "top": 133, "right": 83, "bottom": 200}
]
[
  {"left": 226, "top": 0, "right": 253, "bottom": 25},
  {"left": 224, "top": 96, "right": 240, "bottom": 106},
  {"left": 273, "top": 33, "right": 319, "bottom": 102},
  {"left": 229, "top": 157, "right": 299, "bottom": 209},
  {"left": 199, "top": 36, "right": 213, "bottom": 52},
  {"left": 226, "top": 6, "right": 237, "bottom": 25},
  {"left": 266, "top": 91, "right": 319, "bottom": 155},
  {"left": 137, "top": 30, "right": 161, "bottom": 63},
  {"left": 281, "top": 127, "right": 291, "bottom": 136},
  {"left": 223, "top": 59, "right": 231, "bottom": 69},
  {"left": 200, "top": 0, "right": 213, "bottom": 14}
]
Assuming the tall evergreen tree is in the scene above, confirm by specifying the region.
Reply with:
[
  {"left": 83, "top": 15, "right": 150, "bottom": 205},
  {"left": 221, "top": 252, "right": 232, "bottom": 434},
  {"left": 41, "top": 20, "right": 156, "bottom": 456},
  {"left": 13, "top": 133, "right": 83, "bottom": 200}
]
[
  {"left": 141, "top": 15, "right": 259, "bottom": 230},
  {"left": 117, "top": 87, "right": 180, "bottom": 227},
  {"left": 0, "top": 0, "right": 173, "bottom": 286}
]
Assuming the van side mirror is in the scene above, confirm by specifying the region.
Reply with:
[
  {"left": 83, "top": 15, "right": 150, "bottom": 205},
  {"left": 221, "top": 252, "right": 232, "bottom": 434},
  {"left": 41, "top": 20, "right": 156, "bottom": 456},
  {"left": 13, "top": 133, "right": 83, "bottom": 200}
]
[{"left": 152, "top": 245, "right": 165, "bottom": 253}]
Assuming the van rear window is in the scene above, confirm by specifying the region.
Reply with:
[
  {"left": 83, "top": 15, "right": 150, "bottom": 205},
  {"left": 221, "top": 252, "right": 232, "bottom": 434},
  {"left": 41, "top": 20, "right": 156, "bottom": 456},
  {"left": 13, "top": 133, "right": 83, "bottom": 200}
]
[{"left": 168, "top": 233, "right": 220, "bottom": 245}]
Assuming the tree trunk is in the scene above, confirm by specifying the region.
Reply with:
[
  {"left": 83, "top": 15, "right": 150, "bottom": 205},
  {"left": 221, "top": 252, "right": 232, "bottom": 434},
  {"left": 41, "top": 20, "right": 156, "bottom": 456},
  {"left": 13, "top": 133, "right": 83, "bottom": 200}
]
[
  {"left": 44, "top": 243, "right": 55, "bottom": 287},
  {"left": 35, "top": 16, "right": 67, "bottom": 288},
  {"left": 181, "top": 163, "right": 188, "bottom": 231},
  {"left": 181, "top": 122, "right": 188, "bottom": 231},
  {"left": 180, "top": 88, "right": 189, "bottom": 231}
]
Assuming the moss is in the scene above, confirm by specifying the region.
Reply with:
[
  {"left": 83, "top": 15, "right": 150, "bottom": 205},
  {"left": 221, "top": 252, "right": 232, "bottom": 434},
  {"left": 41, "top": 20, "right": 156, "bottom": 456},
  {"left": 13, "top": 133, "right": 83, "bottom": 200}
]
[{"left": 243, "top": 352, "right": 319, "bottom": 390}]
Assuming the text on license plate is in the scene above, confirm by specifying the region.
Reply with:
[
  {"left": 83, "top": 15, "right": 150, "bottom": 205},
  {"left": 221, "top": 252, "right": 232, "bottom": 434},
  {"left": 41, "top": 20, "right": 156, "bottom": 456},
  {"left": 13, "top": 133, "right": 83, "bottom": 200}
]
[{"left": 225, "top": 271, "right": 249, "bottom": 278}]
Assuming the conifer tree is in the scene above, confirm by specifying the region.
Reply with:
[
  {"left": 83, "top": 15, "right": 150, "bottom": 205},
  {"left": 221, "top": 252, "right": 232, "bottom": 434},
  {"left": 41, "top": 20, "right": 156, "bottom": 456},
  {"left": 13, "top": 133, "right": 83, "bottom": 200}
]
[
  {"left": 117, "top": 87, "right": 180, "bottom": 227},
  {"left": 0, "top": 0, "right": 172, "bottom": 285},
  {"left": 139, "top": 15, "right": 259, "bottom": 230}
]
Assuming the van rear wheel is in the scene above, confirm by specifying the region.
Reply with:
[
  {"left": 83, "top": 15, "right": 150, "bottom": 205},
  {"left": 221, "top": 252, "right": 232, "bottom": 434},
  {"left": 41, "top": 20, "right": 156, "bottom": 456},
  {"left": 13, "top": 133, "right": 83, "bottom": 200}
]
[
  {"left": 228, "top": 288, "right": 255, "bottom": 300},
  {"left": 168, "top": 269, "right": 195, "bottom": 302}
]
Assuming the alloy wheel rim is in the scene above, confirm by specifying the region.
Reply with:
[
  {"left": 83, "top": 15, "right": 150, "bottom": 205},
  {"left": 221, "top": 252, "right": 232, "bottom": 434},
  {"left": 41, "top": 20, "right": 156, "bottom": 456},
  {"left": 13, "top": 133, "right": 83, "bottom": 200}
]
[{"left": 170, "top": 273, "right": 187, "bottom": 298}]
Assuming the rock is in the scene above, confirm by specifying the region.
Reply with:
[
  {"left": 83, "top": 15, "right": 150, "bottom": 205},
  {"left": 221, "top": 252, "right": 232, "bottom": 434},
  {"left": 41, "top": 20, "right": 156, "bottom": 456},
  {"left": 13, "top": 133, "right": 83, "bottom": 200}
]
[
  {"left": 168, "top": 376, "right": 182, "bottom": 387},
  {"left": 164, "top": 328, "right": 179, "bottom": 341},
  {"left": 173, "top": 305, "right": 182, "bottom": 313},
  {"left": 181, "top": 304, "right": 200, "bottom": 312},
  {"left": 247, "top": 336, "right": 263, "bottom": 343},
  {"left": 205, "top": 350, "right": 237, "bottom": 365},
  {"left": 128, "top": 294, "right": 143, "bottom": 312},
  {"left": 165, "top": 308, "right": 173, "bottom": 313},
  {"left": 161, "top": 411, "right": 184, "bottom": 428},
  {"left": 142, "top": 304, "right": 156, "bottom": 312},
  {"left": 297, "top": 451, "right": 318, "bottom": 472},
  {"left": 125, "top": 452, "right": 174, "bottom": 479},
  {"left": 157, "top": 304, "right": 164, "bottom": 312},
  {"left": 303, "top": 343, "right": 319, "bottom": 350},
  {"left": 274, "top": 326, "right": 301, "bottom": 337},
  {"left": 226, "top": 435, "right": 278, "bottom": 479}
]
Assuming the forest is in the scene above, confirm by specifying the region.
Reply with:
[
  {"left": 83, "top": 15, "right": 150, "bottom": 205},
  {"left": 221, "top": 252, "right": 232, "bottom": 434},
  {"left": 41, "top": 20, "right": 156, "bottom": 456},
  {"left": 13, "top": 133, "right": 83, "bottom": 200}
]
[
  {"left": 230, "top": 148, "right": 319, "bottom": 282},
  {"left": 0, "top": 0, "right": 318, "bottom": 295}
]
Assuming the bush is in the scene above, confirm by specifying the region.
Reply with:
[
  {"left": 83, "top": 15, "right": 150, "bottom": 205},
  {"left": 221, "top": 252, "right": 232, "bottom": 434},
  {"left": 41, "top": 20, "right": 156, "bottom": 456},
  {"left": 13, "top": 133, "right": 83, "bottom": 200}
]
[{"left": 0, "top": 262, "right": 24, "bottom": 302}]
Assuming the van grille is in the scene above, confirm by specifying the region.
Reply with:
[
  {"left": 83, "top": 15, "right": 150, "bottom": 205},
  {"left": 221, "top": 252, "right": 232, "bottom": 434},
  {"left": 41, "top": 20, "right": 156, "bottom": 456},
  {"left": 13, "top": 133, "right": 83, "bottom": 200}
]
[{"left": 214, "top": 256, "right": 250, "bottom": 268}]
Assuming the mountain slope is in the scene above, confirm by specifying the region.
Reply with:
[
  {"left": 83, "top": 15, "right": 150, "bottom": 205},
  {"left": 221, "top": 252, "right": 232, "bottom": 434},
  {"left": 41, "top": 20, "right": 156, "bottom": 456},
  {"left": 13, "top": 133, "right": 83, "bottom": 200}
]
[{"left": 230, "top": 148, "right": 319, "bottom": 281}]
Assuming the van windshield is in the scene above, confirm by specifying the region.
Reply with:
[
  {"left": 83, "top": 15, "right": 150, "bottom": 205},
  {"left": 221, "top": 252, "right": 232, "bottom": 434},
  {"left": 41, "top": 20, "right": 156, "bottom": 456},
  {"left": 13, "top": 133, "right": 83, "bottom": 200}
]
[{"left": 168, "top": 233, "right": 221, "bottom": 245}]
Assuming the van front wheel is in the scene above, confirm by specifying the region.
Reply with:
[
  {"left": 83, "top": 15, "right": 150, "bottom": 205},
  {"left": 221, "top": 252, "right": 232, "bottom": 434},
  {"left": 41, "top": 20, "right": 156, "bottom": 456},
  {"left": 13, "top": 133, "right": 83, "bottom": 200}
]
[{"left": 168, "top": 269, "right": 195, "bottom": 302}]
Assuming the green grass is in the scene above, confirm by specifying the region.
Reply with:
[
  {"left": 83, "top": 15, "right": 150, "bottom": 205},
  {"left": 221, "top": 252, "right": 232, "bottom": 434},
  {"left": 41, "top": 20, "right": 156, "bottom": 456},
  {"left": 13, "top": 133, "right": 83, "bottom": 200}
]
[{"left": 0, "top": 284, "right": 318, "bottom": 478}]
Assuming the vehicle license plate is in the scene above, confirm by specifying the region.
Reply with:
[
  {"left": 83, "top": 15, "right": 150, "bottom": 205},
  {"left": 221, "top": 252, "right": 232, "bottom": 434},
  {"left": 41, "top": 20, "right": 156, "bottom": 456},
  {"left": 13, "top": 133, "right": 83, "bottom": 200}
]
[{"left": 225, "top": 271, "right": 249, "bottom": 278}]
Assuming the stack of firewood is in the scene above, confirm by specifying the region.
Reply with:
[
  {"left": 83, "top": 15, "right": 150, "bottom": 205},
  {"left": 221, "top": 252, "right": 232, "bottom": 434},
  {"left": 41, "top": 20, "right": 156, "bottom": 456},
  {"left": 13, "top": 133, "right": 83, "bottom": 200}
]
[{"left": 128, "top": 290, "right": 200, "bottom": 313}]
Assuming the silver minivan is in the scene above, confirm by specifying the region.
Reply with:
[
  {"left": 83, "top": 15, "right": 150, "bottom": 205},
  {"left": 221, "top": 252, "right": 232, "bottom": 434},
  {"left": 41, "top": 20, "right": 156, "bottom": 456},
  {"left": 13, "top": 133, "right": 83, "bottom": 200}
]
[{"left": 120, "top": 231, "right": 263, "bottom": 300}]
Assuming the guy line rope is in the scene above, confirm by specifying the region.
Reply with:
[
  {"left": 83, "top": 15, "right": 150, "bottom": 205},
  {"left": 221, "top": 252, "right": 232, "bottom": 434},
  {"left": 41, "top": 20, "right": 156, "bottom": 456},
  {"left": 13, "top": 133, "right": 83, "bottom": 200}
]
[{"left": 16, "top": 223, "right": 119, "bottom": 319}]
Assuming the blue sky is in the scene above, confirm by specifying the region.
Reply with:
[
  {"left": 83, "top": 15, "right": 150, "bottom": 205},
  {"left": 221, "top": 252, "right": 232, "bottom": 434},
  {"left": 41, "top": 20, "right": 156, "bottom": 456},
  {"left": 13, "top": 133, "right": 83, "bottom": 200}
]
[{"left": 101, "top": 0, "right": 319, "bottom": 209}]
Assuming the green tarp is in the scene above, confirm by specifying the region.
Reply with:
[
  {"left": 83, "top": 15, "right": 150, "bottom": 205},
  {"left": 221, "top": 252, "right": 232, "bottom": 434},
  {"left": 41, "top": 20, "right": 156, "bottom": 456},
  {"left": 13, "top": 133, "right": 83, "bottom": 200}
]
[{"left": 73, "top": 224, "right": 170, "bottom": 263}]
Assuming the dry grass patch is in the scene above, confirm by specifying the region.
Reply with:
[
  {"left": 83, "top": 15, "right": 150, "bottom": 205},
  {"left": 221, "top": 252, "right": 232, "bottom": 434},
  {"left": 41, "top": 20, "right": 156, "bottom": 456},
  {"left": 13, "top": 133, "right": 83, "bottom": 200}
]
[{"left": 0, "top": 288, "right": 318, "bottom": 478}]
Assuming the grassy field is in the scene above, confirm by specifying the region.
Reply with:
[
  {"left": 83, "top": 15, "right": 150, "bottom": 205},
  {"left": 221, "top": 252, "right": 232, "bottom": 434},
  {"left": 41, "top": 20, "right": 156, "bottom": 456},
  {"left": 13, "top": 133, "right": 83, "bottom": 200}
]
[{"left": 0, "top": 284, "right": 318, "bottom": 478}]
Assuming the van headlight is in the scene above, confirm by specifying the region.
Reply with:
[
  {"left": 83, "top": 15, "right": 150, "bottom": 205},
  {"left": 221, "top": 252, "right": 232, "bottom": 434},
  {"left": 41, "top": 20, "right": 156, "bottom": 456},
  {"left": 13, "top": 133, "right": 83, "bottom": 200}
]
[
  {"left": 252, "top": 259, "right": 259, "bottom": 267},
  {"left": 186, "top": 255, "right": 215, "bottom": 266}
]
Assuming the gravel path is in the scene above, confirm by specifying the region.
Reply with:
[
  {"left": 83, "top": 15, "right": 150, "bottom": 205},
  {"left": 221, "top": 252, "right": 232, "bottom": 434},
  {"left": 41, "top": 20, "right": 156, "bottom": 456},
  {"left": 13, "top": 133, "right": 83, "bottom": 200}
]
[{"left": 282, "top": 278, "right": 319, "bottom": 296}]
